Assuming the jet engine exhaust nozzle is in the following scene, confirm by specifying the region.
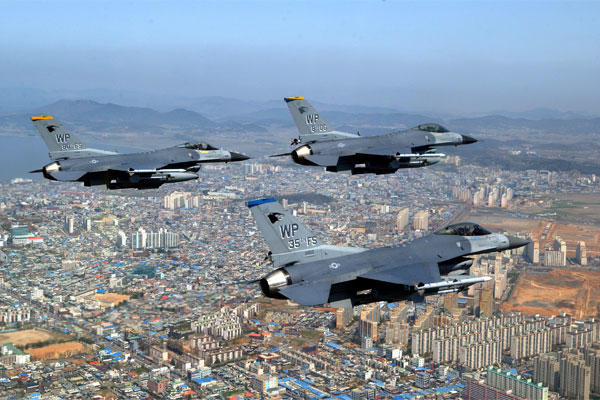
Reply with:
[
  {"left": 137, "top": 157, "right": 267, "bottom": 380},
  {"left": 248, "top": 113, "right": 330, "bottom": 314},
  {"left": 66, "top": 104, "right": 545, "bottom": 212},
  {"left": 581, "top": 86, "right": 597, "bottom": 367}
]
[
  {"left": 44, "top": 161, "right": 61, "bottom": 173},
  {"left": 259, "top": 269, "right": 291, "bottom": 299},
  {"left": 291, "top": 145, "right": 314, "bottom": 165}
]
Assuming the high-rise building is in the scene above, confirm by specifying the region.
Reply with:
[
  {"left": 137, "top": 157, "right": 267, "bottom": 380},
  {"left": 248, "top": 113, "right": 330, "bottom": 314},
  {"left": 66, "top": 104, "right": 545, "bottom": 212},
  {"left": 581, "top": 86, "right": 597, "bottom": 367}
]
[
  {"left": 534, "top": 353, "right": 560, "bottom": 392},
  {"left": 576, "top": 242, "right": 587, "bottom": 266},
  {"left": 384, "top": 322, "right": 410, "bottom": 348},
  {"left": 396, "top": 208, "right": 409, "bottom": 231},
  {"left": 413, "top": 210, "right": 429, "bottom": 231},
  {"left": 131, "top": 228, "right": 147, "bottom": 250},
  {"left": 554, "top": 236, "right": 567, "bottom": 266},
  {"left": 486, "top": 367, "right": 548, "bottom": 400},
  {"left": 560, "top": 352, "right": 590, "bottom": 400},
  {"left": 116, "top": 230, "right": 127, "bottom": 248},
  {"left": 583, "top": 346, "right": 600, "bottom": 393},
  {"left": 500, "top": 193, "right": 508, "bottom": 208},
  {"left": 336, "top": 303, "right": 352, "bottom": 330},
  {"left": 567, "top": 329, "right": 593, "bottom": 349},
  {"left": 64, "top": 215, "right": 75, "bottom": 234},
  {"left": 465, "top": 379, "right": 524, "bottom": 400},
  {"left": 82, "top": 217, "right": 92, "bottom": 232},
  {"left": 162, "top": 191, "right": 194, "bottom": 210},
  {"left": 459, "top": 339, "right": 502, "bottom": 370},
  {"left": 359, "top": 304, "right": 380, "bottom": 342},
  {"left": 544, "top": 250, "right": 565, "bottom": 267},
  {"left": 510, "top": 330, "right": 551, "bottom": 360},
  {"left": 527, "top": 240, "right": 540, "bottom": 264},
  {"left": 131, "top": 228, "right": 178, "bottom": 250}
]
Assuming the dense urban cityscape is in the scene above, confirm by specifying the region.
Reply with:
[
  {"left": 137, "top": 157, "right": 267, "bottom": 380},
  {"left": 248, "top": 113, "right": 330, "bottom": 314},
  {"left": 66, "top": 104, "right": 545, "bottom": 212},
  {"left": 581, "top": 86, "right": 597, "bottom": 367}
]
[{"left": 0, "top": 156, "right": 599, "bottom": 399}]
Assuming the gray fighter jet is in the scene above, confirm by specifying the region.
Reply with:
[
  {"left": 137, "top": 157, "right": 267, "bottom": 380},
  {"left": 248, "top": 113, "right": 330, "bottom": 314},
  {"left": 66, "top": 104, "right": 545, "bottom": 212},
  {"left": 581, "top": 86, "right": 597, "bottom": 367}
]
[
  {"left": 247, "top": 198, "right": 528, "bottom": 308},
  {"left": 277, "top": 97, "right": 477, "bottom": 174},
  {"left": 29, "top": 116, "right": 248, "bottom": 189}
]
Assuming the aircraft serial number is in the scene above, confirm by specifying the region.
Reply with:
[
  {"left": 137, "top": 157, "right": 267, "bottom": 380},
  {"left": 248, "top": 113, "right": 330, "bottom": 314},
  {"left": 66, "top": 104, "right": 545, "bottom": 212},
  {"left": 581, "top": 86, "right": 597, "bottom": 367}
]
[
  {"left": 310, "top": 124, "right": 328, "bottom": 133},
  {"left": 60, "top": 143, "right": 84, "bottom": 150}
]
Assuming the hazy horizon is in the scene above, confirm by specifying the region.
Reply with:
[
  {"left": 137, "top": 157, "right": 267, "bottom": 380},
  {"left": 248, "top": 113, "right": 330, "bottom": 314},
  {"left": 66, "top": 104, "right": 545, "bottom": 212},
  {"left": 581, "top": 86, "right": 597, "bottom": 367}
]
[{"left": 2, "top": 1, "right": 599, "bottom": 115}]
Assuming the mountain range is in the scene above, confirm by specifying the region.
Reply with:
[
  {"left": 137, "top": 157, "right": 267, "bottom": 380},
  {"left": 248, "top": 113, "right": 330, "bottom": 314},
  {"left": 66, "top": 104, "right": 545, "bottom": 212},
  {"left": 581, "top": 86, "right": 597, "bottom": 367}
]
[{"left": 0, "top": 97, "right": 599, "bottom": 177}]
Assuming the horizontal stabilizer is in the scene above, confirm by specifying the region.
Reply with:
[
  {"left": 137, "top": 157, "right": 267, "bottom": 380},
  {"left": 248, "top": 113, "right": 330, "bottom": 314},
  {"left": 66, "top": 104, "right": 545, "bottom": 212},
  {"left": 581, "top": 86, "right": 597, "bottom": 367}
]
[
  {"left": 279, "top": 281, "right": 331, "bottom": 306},
  {"left": 46, "top": 171, "right": 85, "bottom": 182},
  {"left": 305, "top": 154, "right": 340, "bottom": 166},
  {"left": 358, "top": 262, "right": 441, "bottom": 286}
]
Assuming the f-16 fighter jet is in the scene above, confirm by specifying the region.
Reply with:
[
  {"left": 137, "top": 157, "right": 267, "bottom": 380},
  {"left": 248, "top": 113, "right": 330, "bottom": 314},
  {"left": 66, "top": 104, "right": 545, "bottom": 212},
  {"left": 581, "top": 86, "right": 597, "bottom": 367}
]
[
  {"left": 277, "top": 97, "right": 477, "bottom": 174},
  {"left": 247, "top": 198, "right": 528, "bottom": 308},
  {"left": 29, "top": 116, "right": 249, "bottom": 189}
]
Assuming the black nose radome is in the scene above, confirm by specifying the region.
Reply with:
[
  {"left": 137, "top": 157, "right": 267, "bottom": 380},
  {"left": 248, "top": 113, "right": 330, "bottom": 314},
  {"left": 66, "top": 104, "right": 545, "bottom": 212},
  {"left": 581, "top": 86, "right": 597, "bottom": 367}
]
[
  {"left": 507, "top": 235, "right": 530, "bottom": 250},
  {"left": 461, "top": 135, "right": 478, "bottom": 144},
  {"left": 230, "top": 152, "right": 250, "bottom": 161}
]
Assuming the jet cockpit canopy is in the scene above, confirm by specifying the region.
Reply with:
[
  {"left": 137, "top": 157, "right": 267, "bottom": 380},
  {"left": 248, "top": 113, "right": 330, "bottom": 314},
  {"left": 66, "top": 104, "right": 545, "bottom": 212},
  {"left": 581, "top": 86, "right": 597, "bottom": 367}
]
[
  {"left": 180, "top": 142, "right": 218, "bottom": 150},
  {"left": 435, "top": 222, "right": 491, "bottom": 236},
  {"left": 413, "top": 123, "right": 450, "bottom": 133}
]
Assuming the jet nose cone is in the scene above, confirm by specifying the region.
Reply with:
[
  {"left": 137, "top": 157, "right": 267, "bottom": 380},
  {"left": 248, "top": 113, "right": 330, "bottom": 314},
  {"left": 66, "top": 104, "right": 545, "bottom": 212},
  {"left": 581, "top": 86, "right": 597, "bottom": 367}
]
[
  {"left": 230, "top": 152, "right": 250, "bottom": 161},
  {"left": 506, "top": 235, "right": 530, "bottom": 250},
  {"left": 461, "top": 134, "right": 478, "bottom": 144}
]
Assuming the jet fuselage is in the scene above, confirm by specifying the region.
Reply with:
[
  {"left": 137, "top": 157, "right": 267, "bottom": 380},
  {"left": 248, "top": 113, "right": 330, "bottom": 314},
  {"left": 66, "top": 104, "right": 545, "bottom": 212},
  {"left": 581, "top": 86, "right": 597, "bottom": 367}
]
[{"left": 260, "top": 229, "right": 527, "bottom": 307}]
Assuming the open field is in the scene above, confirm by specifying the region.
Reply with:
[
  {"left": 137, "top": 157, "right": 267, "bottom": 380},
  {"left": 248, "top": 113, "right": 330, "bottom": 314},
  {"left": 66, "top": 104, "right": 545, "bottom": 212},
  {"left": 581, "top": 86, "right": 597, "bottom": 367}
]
[
  {"left": 28, "top": 341, "right": 89, "bottom": 361},
  {"left": 465, "top": 213, "right": 546, "bottom": 234},
  {"left": 0, "top": 329, "right": 57, "bottom": 347},
  {"left": 466, "top": 209, "right": 600, "bottom": 258},
  {"left": 95, "top": 293, "right": 130, "bottom": 306},
  {"left": 501, "top": 269, "right": 600, "bottom": 318}
]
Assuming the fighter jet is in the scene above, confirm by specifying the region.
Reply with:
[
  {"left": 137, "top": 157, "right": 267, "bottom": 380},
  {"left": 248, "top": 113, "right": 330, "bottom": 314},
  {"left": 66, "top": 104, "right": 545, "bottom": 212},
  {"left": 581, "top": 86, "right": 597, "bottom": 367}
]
[
  {"left": 276, "top": 97, "right": 477, "bottom": 174},
  {"left": 29, "top": 116, "right": 249, "bottom": 189},
  {"left": 247, "top": 198, "right": 528, "bottom": 308}
]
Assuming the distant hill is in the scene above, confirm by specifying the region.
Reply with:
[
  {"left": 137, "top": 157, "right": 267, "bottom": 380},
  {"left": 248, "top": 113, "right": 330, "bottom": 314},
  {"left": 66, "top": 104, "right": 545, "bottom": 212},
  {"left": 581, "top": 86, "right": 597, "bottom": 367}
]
[
  {"left": 486, "top": 108, "right": 594, "bottom": 121},
  {"left": 448, "top": 114, "right": 600, "bottom": 135},
  {"left": 0, "top": 99, "right": 216, "bottom": 132},
  {"left": 1, "top": 96, "right": 600, "bottom": 161}
]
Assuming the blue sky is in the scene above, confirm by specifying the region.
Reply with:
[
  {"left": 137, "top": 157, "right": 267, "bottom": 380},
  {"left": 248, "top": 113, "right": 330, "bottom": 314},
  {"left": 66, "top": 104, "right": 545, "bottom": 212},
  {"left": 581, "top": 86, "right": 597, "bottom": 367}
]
[{"left": 2, "top": 1, "right": 599, "bottom": 114}]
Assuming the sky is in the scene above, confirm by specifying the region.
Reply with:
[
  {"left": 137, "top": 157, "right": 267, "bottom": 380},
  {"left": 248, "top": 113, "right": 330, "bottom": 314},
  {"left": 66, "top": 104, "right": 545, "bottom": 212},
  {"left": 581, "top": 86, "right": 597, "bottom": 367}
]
[{"left": 1, "top": 0, "right": 599, "bottom": 115}]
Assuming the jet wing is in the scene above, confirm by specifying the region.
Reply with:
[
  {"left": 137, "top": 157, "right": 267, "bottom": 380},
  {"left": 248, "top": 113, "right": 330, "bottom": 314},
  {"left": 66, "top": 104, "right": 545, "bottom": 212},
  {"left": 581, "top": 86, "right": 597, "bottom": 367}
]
[
  {"left": 356, "top": 146, "right": 411, "bottom": 157},
  {"left": 279, "top": 281, "right": 331, "bottom": 306},
  {"left": 357, "top": 261, "right": 441, "bottom": 286}
]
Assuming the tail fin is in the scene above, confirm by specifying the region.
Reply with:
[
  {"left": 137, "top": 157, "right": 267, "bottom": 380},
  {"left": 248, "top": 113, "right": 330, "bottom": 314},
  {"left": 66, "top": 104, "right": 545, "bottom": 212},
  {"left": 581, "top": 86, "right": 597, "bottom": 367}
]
[
  {"left": 248, "top": 198, "right": 365, "bottom": 267},
  {"left": 31, "top": 116, "right": 116, "bottom": 160},
  {"left": 284, "top": 97, "right": 357, "bottom": 143},
  {"left": 32, "top": 116, "right": 87, "bottom": 159},
  {"left": 248, "top": 198, "right": 322, "bottom": 255}
]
